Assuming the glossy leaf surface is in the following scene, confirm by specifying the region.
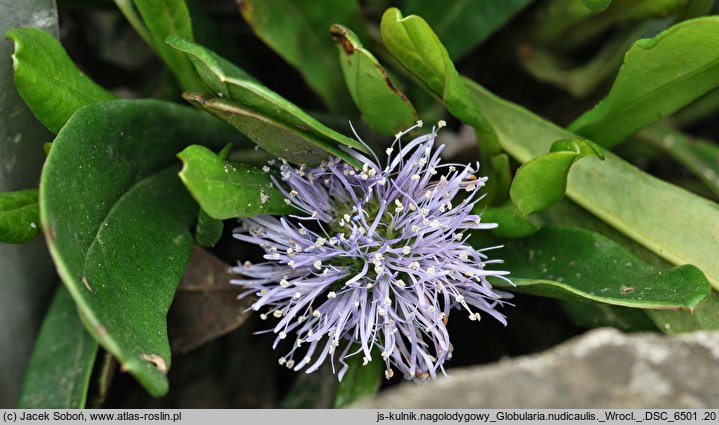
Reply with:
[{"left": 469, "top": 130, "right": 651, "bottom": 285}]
[
  {"left": 5, "top": 28, "right": 115, "bottom": 134},
  {"left": 467, "top": 80, "right": 719, "bottom": 290},
  {"left": 570, "top": 17, "right": 719, "bottom": 147},
  {"left": 178, "top": 144, "right": 294, "bottom": 220},
  {"left": 330, "top": 24, "right": 417, "bottom": 135}
]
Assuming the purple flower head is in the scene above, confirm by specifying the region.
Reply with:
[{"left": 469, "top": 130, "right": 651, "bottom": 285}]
[{"left": 232, "top": 121, "right": 512, "bottom": 381}]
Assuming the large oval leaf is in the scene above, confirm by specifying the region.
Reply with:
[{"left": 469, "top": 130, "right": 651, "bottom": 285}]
[
  {"left": 569, "top": 16, "right": 719, "bottom": 147},
  {"left": 467, "top": 79, "right": 719, "bottom": 290},
  {"left": 18, "top": 286, "right": 98, "bottom": 408},
  {"left": 5, "top": 27, "right": 116, "bottom": 134},
  {"left": 330, "top": 24, "right": 417, "bottom": 135},
  {"left": 495, "top": 226, "right": 710, "bottom": 310},
  {"left": 177, "top": 144, "right": 295, "bottom": 219},
  {"left": 40, "top": 99, "right": 237, "bottom": 396}
]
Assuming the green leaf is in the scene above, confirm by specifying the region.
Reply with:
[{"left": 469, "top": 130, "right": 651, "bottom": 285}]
[
  {"left": 403, "top": 0, "right": 533, "bottom": 59},
  {"left": 330, "top": 25, "right": 417, "bottom": 135},
  {"left": 182, "top": 91, "right": 362, "bottom": 167},
  {"left": 581, "top": 0, "right": 612, "bottom": 12},
  {"left": 280, "top": 366, "right": 338, "bottom": 408},
  {"left": 674, "top": 87, "right": 719, "bottom": 126},
  {"left": 467, "top": 79, "right": 719, "bottom": 290},
  {"left": 647, "top": 290, "right": 719, "bottom": 333},
  {"left": 166, "top": 37, "right": 370, "bottom": 160},
  {"left": 177, "top": 144, "right": 295, "bottom": 220},
  {"left": 239, "top": 0, "right": 366, "bottom": 111},
  {"left": 0, "top": 189, "right": 40, "bottom": 244},
  {"left": 534, "top": 0, "right": 687, "bottom": 50},
  {"left": 379, "top": 8, "right": 493, "bottom": 134},
  {"left": 114, "top": 0, "right": 155, "bottom": 48},
  {"left": 495, "top": 226, "right": 710, "bottom": 310},
  {"left": 194, "top": 209, "right": 222, "bottom": 247},
  {"left": 18, "top": 286, "right": 98, "bottom": 408},
  {"left": 334, "top": 354, "right": 383, "bottom": 408},
  {"left": 485, "top": 139, "right": 604, "bottom": 238},
  {"left": 535, "top": 199, "right": 717, "bottom": 333},
  {"left": 131, "top": 0, "right": 205, "bottom": 90},
  {"left": 380, "top": 7, "right": 509, "bottom": 203},
  {"left": 5, "top": 27, "right": 116, "bottom": 134},
  {"left": 676, "top": 0, "right": 716, "bottom": 21},
  {"left": 560, "top": 300, "right": 659, "bottom": 332},
  {"left": 569, "top": 17, "right": 719, "bottom": 147},
  {"left": 636, "top": 122, "right": 719, "bottom": 199},
  {"left": 40, "top": 99, "right": 235, "bottom": 396},
  {"left": 520, "top": 26, "right": 642, "bottom": 98}
]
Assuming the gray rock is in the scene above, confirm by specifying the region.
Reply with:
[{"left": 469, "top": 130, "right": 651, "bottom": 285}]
[{"left": 359, "top": 328, "right": 719, "bottom": 408}]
